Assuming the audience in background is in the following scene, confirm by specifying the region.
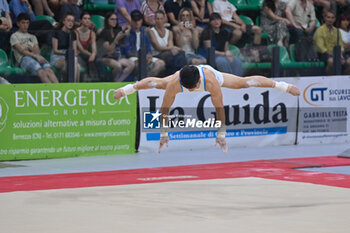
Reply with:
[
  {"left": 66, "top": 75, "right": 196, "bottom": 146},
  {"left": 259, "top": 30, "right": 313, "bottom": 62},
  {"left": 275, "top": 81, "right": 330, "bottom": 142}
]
[
  {"left": 338, "top": 13, "right": 350, "bottom": 59},
  {"left": 191, "top": 0, "right": 213, "bottom": 28},
  {"left": 0, "top": 0, "right": 13, "bottom": 53},
  {"left": 115, "top": 0, "right": 141, "bottom": 29},
  {"left": 141, "top": 0, "right": 167, "bottom": 27},
  {"left": 122, "top": 10, "right": 165, "bottom": 77},
  {"left": 51, "top": 12, "right": 80, "bottom": 82},
  {"left": 148, "top": 10, "right": 187, "bottom": 75},
  {"left": 172, "top": 8, "right": 206, "bottom": 65},
  {"left": 200, "top": 13, "right": 243, "bottom": 76},
  {"left": 10, "top": 0, "right": 53, "bottom": 46},
  {"left": 285, "top": 0, "right": 316, "bottom": 44},
  {"left": 4, "top": 0, "right": 350, "bottom": 82},
  {"left": 213, "top": 0, "right": 262, "bottom": 46},
  {"left": 59, "top": 0, "right": 81, "bottom": 27},
  {"left": 97, "top": 12, "right": 135, "bottom": 82},
  {"left": 314, "top": 10, "right": 350, "bottom": 74},
  {"left": 10, "top": 13, "right": 58, "bottom": 83},
  {"left": 260, "top": 0, "right": 290, "bottom": 46},
  {"left": 164, "top": 0, "right": 192, "bottom": 26},
  {"left": 76, "top": 11, "right": 98, "bottom": 81},
  {"left": 31, "top": 0, "right": 55, "bottom": 17}
]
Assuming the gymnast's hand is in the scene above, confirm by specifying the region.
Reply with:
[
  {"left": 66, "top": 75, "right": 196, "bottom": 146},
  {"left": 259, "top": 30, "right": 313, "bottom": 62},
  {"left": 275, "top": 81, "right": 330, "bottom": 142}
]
[
  {"left": 158, "top": 136, "right": 169, "bottom": 153},
  {"left": 215, "top": 137, "right": 228, "bottom": 154}
]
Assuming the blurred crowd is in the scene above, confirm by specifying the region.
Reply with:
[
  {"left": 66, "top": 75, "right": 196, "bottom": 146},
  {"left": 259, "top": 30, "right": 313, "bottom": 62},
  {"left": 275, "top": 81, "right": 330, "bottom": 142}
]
[{"left": 1, "top": 0, "right": 350, "bottom": 83}]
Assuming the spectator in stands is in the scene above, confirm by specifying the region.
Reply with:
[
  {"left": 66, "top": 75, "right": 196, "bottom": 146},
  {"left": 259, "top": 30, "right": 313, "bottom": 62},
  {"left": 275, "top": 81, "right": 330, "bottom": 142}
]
[
  {"left": 60, "top": 0, "right": 81, "bottom": 27},
  {"left": 148, "top": 10, "right": 187, "bottom": 75},
  {"left": 97, "top": 12, "right": 135, "bottom": 82},
  {"left": 338, "top": 13, "right": 350, "bottom": 59},
  {"left": 0, "top": 0, "right": 13, "bottom": 53},
  {"left": 10, "top": 13, "right": 58, "bottom": 83},
  {"left": 173, "top": 8, "right": 206, "bottom": 65},
  {"left": 199, "top": 13, "right": 243, "bottom": 75},
  {"left": 191, "top": 0, "right": 213, "bottom": 28},
  {"left": 312, "top": 0, "right": 336, "bottom": 15},
  {"left": 141, "top": 0, "right": 167, "bottom": 27},
  {"left": 115, "top": 0, "right": 140, "bottom": 29},
  {"left": 76, "top": 11, "right": 98, "bottom": 81},
  {"left": 30, "top": 0, "right": 55, "bottom": 17},
  {"left": 122, "top": 10, "right": 165, "bottom": 77},
  {"left": 49, "top": 0, "right": 67, "bottom": 19},
  {"left": 314, "top": 10, "right": 350, "bottom": 74},
  {"left": 212, "top": 0, "right": 262, "bottom": 46},
  {"left": 260, "top": 0, "right": 290, "bottom": 46},
  {"left": 164, "top": 0, "right": 192, "bottom": 26},
  {"left": 51, "top": 12, "right": 81, "bottom": 82},
  {"left": 285, "top": 0, "right": 316, "bottom": 44},
  {"left": 10, "top": 0, "right": 54, "bottom": 45}
]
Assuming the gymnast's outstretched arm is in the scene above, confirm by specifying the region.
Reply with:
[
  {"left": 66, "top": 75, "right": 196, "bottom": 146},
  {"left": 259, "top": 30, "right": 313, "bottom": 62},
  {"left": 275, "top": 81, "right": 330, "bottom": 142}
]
[{"left": 113, "top": 74, "right": 175, "bottom": 99}]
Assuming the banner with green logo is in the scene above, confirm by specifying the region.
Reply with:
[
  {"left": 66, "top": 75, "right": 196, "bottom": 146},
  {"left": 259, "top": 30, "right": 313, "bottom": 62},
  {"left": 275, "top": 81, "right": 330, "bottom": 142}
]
[{"left": 0, "top": 83, "right": 137, "bottom": 161}]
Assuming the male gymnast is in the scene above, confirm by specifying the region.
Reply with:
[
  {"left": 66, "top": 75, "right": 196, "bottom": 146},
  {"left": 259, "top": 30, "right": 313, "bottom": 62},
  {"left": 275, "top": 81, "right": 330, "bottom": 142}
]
[{"left": 114, "top": 65, "right": 301, "bottom": 153}]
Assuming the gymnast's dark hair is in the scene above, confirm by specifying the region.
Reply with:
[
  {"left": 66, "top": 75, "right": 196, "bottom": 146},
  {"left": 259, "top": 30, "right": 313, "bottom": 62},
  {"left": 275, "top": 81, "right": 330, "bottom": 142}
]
[{"left": 179, "top": 65, "right": 200, "bottom": 89}]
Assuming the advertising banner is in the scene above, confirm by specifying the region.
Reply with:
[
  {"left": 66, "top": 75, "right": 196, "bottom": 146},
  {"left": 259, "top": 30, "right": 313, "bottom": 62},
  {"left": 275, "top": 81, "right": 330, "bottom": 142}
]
[
  {"left": 297, "top": 76, "right": 350, "bottom": 144},
  {"left": 138, "top": 78, "right": 298, "bottom": 152},
  {"left": 0, "top": 83, "right": 137, "bottom": 161}
]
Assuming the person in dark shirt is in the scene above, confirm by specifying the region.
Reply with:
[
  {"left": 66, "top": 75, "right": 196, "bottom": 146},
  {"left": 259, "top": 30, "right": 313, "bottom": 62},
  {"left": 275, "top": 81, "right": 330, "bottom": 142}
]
[
  {"left": 59, "top": 0, "right": 81, "bottom": 27},
  {"left": 97, "top": 12, "right": 135, "bottom": 82},
  {"left": 164, "top": 0, "right": 192, "bottom": 26},
  {"left": 51, "top": 12, "right": 81, "bottom": 82},
  {"left": 200, "top": 13, "right": 243, "bottom": 75}
]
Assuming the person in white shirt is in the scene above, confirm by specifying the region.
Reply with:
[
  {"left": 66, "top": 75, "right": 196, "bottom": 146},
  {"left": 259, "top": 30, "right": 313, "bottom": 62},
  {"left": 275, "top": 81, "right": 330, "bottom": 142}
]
[{"left": 212, "top": 0, "right": 262, "bottom": 45}]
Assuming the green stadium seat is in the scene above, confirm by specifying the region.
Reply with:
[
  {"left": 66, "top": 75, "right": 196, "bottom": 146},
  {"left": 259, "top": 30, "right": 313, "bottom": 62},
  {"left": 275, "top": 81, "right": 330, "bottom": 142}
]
[
  {"left": 289, "top": 44, "right": 325, "bottom": 68},
  {"left": 91, "top": 15, "right": 105, "bottom": 30},
  {"left": 35, "top": 15, "right": 56, "bottom": 25},
  {"left": 229, "top": 0, "right": 247, "bottom": 11},
  {"left": 0, "top": 49, "right": 25, "bottom": 75},
  {"left": 246, "top": 0, "right": 264, "bottom": 10},
  {"left": 239, "top": 15, "right": 269, "bottom": 41},
  {"left": 267, "top": 44, "right": 325, "bottom": 69},
  {"left": 229, "top": 44, "right": 271, "bottom": 69},
  {"left": 83, "top": 0, "right": 115, "bottom": 11}
]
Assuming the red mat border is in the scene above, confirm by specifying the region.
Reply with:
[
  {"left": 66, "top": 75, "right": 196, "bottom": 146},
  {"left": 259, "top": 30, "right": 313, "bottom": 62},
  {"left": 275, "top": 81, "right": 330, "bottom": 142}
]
[{"left": 1, "top": 156, "right": 350, "bottom": 193}]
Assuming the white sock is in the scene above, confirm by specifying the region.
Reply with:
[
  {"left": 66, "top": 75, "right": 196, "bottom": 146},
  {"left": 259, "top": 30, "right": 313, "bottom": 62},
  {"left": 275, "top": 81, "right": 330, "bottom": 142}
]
[
  {"left": 121, "top": 84, "right": 136, "bottom": 96},
  {"left": 274, "top": 81, "right": 289, "bottom": 93}
]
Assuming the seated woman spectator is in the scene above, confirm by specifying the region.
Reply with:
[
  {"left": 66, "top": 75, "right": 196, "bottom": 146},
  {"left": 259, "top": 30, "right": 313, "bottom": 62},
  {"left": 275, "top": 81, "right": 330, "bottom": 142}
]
[
  {"left": 148, "top": 10, "right": 186, "bottom": 75},
  {"left": 260, "top": 0, "right": 290, "bottom": 46},
  {"left": 10, "top": 13, "right": 58, "bottom": 83},
  {"left": 191, "top": 0, "right": 213, "bottom": 28},
  {"left": 172, "top": 8, "right": 206, "bottom": 65},
  {"left": 51, "top": 12, "right": 81, "bottom": 82},
  {"left": 76, "top": 11, "right": 98, "bottom": 81},
  {"left": 97, "top": 12, "right": 135, "bottom": 82},
  {"left": 199, "top": 13, "right": 243, "bottom": 76},
  {"left": 59, "top": 0, "right": 81, "bottom": 28},
  {"left": 141, "top": 0, "right": 167, "bottom": 27},
  {"left": 0, "top": 0, "right": 13, "bottom": 53},
  {"left": 10, "top": 0, "right": 53, "bottom": 45},
  {"left": 338, "top": 13, "right": 350, "bottom": 61}
]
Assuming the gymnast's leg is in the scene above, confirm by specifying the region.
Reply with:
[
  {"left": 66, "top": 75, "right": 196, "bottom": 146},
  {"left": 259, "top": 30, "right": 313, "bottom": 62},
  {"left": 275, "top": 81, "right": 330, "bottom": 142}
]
[{"left": 221, "top": 73, "right": 300, "bottom": 96}]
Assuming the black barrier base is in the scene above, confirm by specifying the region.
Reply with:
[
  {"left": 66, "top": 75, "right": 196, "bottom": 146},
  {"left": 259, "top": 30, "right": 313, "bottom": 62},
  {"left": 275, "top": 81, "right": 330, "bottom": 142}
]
[{"left": 5, "top": 74, "right": 41, "bottom": 83}]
